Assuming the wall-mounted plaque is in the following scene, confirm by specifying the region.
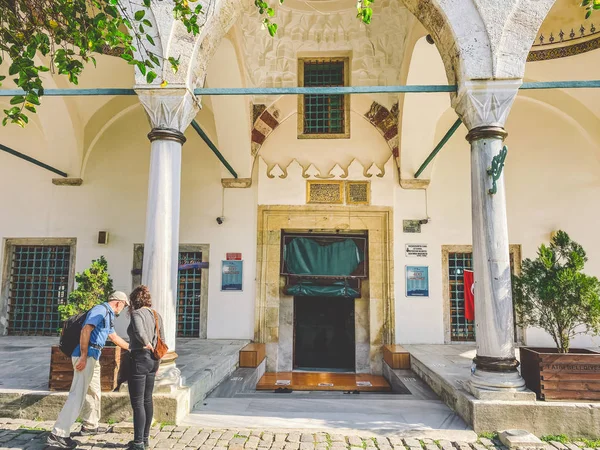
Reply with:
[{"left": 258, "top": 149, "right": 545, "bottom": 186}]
[
  {"left": 307, "top": 181, "right": 344, "bottom": 204},
  {"left": 346, "top": 181, "right": 370, "bottom": 205},
  {"left": 403, "top": 220, "right": 421, "bottom": 233},
  {"left": 405, "top": 244, "right": 428, "bottom": 258}
]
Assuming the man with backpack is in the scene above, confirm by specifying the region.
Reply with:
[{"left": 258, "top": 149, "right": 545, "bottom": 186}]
[{"left": 47, "top": 291, "right": 131, "bottom": 449}]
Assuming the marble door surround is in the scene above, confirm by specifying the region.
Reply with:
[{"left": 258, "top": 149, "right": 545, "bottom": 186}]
[{"left": 254, "top": 205, "right": 394, "bottom": 374}]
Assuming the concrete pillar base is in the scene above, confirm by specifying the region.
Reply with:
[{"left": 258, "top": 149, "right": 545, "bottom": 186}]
[
  {"left": 154, "top": 352, "right": 183, "bottom": 393},
  {"left": 469, "top": 368, "right": 527, "bottom": 398}
]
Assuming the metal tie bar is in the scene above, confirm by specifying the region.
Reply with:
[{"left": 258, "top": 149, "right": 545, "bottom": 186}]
[
  {"left": 191, "top": 120, "right": 238, "bottom": 179},
  {"left": 0, "top": 80, "right": 599, "bottom": 97},
  {"left": 0, "top": 143, "right": 68, "bottom": 177},
  {"left": 414, "top": 118, "right": 463, "bottom": 179}
]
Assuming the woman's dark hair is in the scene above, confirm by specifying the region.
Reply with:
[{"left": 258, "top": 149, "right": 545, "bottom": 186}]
[{"left": 130, "top": 285, "right": 152, "bottom": 311}]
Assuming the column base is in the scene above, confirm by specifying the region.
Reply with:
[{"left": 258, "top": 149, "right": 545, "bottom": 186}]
[
  {"left": 154, "top": 352, "right": 183, "bottom": 393},
  {"left": 468, "top": 368, "right": 532, "bottom": 400}
]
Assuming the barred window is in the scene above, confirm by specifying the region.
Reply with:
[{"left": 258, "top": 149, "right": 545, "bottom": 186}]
[
  {"left": 7, "top": 245, "right": 72, "bottom": 336},
  {"left": 299, "top": 58, "right": 349, "bottom": 138},
  {"left": 447, "top": 250, "right": 517, "bottom": 342},
  {"left": 132, "top": 244, "right": 208, "bottom": 338},
  {"left": 177, "top": 252, "right": 202, "bottom": 337}
]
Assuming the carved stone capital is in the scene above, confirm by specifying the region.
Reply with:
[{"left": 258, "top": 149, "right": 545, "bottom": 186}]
[
  {"left": 135, "top": 86, "right": 200, "bottom": 133},
  {"left": 452, "top": 80, "right": 521, "bottom": 131}
]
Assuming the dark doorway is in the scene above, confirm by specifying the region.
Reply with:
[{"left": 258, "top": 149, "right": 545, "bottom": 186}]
[{"left": 294, "top": 297, "right": 355, "bottom": 372}]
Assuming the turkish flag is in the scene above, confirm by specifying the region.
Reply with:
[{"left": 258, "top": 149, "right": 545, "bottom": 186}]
[{"left": 463, "top": 270, "right": 475, "bottom": 321}]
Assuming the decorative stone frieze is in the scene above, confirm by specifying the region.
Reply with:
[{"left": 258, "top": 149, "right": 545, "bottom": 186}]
[
  {"left": 237, "top": 0, "right": 414, "bottom": 103},
  {"left": 262, "top": 157, "right": 390, "bottom": 180},
  {"left": 365, "top": 102, "right": 399, "bottom": 158}
]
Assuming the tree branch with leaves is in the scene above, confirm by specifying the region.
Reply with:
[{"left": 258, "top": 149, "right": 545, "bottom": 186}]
[{"left": 0, "top": 0, "right": 204, "bottom": 126}]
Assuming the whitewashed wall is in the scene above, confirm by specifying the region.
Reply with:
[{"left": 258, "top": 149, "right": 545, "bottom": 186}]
[{"left": 0, "top": 106, "right": 257, "bottom": 340}]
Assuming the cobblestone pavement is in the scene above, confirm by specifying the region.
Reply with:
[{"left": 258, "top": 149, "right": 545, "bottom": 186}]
[{"left": 0, "top": 419, "right": 598, "bottom": 450}]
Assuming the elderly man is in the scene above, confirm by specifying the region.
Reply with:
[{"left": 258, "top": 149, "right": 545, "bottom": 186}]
[{"left": 47, "top": 291, "right": 131, "bottom": 449}]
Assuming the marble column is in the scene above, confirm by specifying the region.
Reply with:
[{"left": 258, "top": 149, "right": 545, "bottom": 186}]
[
  {"left": 136, "top": 87, "right": 199, "bottom": 391},
  {"left": 453, "top": 80, "right": 526, "bottom": 392}
]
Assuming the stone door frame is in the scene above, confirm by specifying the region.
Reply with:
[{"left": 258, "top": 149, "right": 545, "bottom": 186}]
[{"left": 255, "top": 205, "right": 394, "bottom": 374}]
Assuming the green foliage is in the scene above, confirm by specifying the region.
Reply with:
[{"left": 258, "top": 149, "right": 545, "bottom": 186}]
[
  {"left": 542, "top": 435, "right": 600, "bottom": 448},
  {"left": 513, "top": 231, "right": 600, "bottom": 353},
  {"left": 58, "top": 256, "right": 114, "bottom": 321},
  {"left": 478, "top": 432, "right": 498, "bottom": 441},
  {"left": 542, "top": 435, "right": 570, "bottom": 444},
  {"left": 582, "top": 0, "right": 600, "bottom": 19},
  {"left": 0, "top": 0, "right": 204, "bottom": 126}
]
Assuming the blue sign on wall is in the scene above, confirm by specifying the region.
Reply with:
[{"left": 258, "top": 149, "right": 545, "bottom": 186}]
[
  {"left": 406, "top": 265, "right": 429, "bottom": 297},
  {"left": 221, "top": 260, "right": 243, "bottom": 291}
]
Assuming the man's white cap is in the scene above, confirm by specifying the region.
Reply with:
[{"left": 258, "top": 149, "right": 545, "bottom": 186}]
[{"left": 109, "top": 291, "right": 130, "bottom": 305}]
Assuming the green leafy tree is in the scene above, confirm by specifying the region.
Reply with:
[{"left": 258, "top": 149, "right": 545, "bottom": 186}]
[
  {"left": 513, "top": 231, "right": 600, "bottom": 353},
  {"left": 0, "top": 0, "right": 206, "bottom": 126},
  {"left": 58, "top": 256, "right": 114, "bottom": 321}
]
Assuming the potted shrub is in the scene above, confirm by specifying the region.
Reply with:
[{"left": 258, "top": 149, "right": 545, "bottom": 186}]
[
  {"left": 48, "top": 256, "right": 123, "bottom": 392},
  {"left": 513, "top": 231, "right": 600, "bottom": 400}
]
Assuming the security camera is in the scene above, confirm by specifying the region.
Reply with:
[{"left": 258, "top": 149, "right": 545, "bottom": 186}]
[{"left": 216, "top": 217, "right": 225, "bottom": 225}]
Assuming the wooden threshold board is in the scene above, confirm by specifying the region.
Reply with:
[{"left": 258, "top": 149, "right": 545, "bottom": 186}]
[{"left": 256, "top": 372, "right": 391, "bottom": 392}]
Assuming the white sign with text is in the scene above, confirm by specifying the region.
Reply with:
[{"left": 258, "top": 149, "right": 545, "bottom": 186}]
[{"left": 405, "top": 244, "right": 428, "bottom": 258}]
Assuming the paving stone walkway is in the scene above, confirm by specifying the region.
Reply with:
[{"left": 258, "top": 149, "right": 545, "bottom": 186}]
[{"left": 0, "top": 419, "right": 598, "bottom": 450}]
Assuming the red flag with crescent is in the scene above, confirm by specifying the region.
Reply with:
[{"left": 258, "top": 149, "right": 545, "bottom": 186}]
[{"left": 464, "top": 269, "right": 475, "bottom": 321}]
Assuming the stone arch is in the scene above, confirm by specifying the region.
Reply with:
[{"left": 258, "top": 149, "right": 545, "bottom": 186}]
[
  {"left": 401, "top": 0, "right": 557, "bottom": 85},
  {"left": 188, "top": 0, "right": 241, "bottom": 89},
  {"left": 123, "top": 0, "right": 241, "bottom": 89},
  {"left": 250, "top": 96, "right": 399, "bottom": 159}
]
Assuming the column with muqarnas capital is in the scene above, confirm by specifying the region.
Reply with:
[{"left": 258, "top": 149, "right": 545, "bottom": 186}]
[
  {"left": 453, "top": 80, "right": 526, "bottom": 394},
  {"left": 136, "top": 87, "right": 199, "bottom": 392}
]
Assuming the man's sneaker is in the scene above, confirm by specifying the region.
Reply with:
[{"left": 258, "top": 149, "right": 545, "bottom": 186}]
[
  {"left": 79, "top": 426, "right": 108, "bottom": 436},
  {"left": 46, "top": 433, "right": 78, "bottom": 449}
]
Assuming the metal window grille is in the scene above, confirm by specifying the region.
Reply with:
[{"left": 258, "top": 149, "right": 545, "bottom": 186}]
[
  {"left": 8, "top": 245, "right": 71, "bottom": 336},
  {"left": 448, "top": 252, "right": 475, "bottom": 341},
  {"left": 303, "top": 60, "right": 345, "bottom": 134},
  {"left": 449, "top": 252, "right": 517, "bottom": 342},
  {"left": 177, "top": 252, "right": 202, "bottom": 337}
]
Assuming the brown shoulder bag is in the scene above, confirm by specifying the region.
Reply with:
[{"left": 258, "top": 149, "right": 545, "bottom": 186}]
[{"left": 151, "top": 309, "right": 168, "bottom": 360}]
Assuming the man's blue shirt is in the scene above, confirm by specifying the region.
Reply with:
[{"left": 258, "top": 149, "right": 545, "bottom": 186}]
[{"left": 72, "top": 303, "right": 115, "bottom": 360}]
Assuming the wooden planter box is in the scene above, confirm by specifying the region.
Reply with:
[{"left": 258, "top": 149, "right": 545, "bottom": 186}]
[
  {"left": 520, "top": 346, "right": 600, "bottom": 401},
  {"left": 49, "top": 345, "right": 122, "bottom": 392}
]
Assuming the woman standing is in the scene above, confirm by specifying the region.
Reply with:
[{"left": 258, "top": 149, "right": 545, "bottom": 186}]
[{"left": 127, "top": 285, "right": 165, "bottom": 450}]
